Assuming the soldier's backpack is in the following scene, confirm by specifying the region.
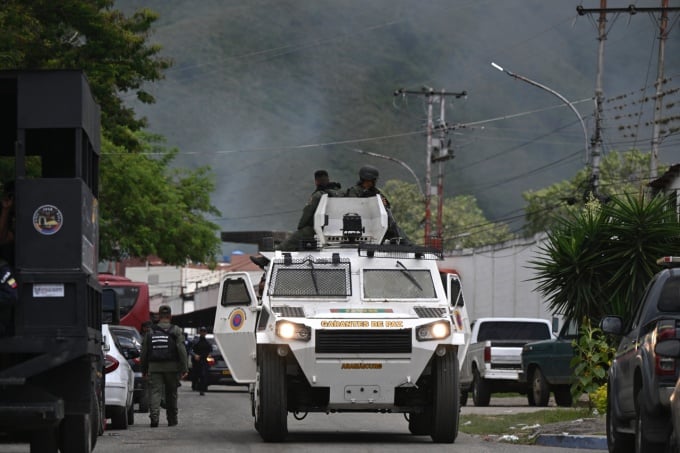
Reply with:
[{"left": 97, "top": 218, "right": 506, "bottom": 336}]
[{"left": 148, "top": 325, "right": 178, "bottom": 362}]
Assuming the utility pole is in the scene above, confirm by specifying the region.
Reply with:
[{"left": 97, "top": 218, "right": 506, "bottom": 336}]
[
  {"left": 651, "top": 0, "right": 670, "bottom": 178},
  {"left": 435, "top": 97, "right": 450, "bottom": 244},
  {"left": 590, "top": 0, "right": 606, "bottom": 197},
  {"left": 577, "top": 1, "right": 680, "bottom": 180},
  {"left": 394, "top": 87, "right": 466, "bottom": 247}
]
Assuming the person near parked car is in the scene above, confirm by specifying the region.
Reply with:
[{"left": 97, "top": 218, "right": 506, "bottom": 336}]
[
  {"left": 140, "top": 305, "right": 188, "bottom": 427},
  {"left": 191, "top": 326, "right": 212, "bottom": 395}
]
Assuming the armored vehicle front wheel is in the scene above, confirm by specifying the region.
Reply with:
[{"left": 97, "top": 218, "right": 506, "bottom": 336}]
[
  {"left": 430, "top": 349, "right": 460, "bottom": 443},
  {"left": 255, "top": 346, "right": 288, "bottom": 442}
]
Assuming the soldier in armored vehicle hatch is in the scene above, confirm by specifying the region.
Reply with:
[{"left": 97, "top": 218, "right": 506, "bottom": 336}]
[
  {"left": 278, "top": 169, "right": 343, "bottom": 251},
  {"left": 345, "top": 165, "right": 412, "bottom": 245}
]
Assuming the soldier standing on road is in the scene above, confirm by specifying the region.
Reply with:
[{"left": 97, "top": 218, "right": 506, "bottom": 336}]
[
  {"left": 141, "top": 305, "right": 188, "bottom": 427},
  {"left": 345, "top": 165, "right": 412, "bottom": 245}
]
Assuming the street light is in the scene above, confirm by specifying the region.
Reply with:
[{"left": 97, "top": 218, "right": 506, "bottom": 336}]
[{"left": 491, "top": 62, "right": 590, "bottom": 162}]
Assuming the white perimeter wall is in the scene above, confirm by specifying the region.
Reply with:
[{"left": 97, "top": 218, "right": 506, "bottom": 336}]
[
  {"left": 122, "top": 234, "right": 557, "bottom": 326},
  {"left": 442, "top": 233, "right": 557, "bottom": 325}
]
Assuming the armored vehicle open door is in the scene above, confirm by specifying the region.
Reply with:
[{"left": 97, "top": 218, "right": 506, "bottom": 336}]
[
  {"left": 212, "top": 272, "right": 259, "bottom": 383},
  {"left": 445, "top": 271, "right": 471, "bottom": 369}
]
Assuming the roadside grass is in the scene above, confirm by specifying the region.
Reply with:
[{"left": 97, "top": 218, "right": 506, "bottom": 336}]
[{"left": 459, "top": 407, "right": 594, "bottom": 443}]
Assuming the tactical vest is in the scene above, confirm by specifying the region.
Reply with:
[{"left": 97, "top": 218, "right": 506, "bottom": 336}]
[{"left": 148, "top": 325, "right": 178, "bottom": 362}]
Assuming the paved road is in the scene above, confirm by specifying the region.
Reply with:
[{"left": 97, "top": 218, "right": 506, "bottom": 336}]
[{"left": 2, "top": 385, "right": 600, "bottom": 452}]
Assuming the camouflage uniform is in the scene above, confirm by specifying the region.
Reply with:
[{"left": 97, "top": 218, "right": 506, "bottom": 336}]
[
  {"left": 141, "top": 319, "right": 188, "bottom": 427},
  {"left": 279, "top": 182, "right": 343, "bottom": 250}
]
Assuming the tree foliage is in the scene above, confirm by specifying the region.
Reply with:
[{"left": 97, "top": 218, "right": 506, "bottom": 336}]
[
  {"left": 522, "top": 149, "right": 663, "bottom": 236},
  {"left": 100, "top": 133, "right": 222, "bottom": 266},
  {"left": 0, "top": 1, "right": 225, "bottom": 265},
  {"left": 383, "top": 180, "right": 513, "bottom": 249},
  {"left": 529, "top": 193, "right": 680, "bottom": 324},
  {"left": 0, "top": 0, "right": 171, "bottom": 151}
]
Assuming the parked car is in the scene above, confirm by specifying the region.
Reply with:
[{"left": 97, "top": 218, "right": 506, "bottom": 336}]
[
  {"left": 102, "top": 324, "right": 135, "bottom": 430},
  {"left": 519, "top": 319, "right": 579, "bottom": 407},
  {"left": 108, "top": 324, "right": 149, "bottom": 412},
  {"left": 601, "top": 257, "right": 680, "bottom": 453},
  {"left": 460, "top": 317, "right": 555, "bottom": 406}
]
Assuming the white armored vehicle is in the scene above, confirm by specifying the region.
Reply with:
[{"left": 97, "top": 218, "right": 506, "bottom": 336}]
[{"left": 213, "top": 195, "right": 471, "bottom": 443}]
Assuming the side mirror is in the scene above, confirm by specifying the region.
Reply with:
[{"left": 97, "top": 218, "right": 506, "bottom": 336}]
[
  {"left": 655, "top": 339, "right": 680, "bottom": 358},
  {"left": 600, "top": 316, "right": 623, "bottom": 335}
]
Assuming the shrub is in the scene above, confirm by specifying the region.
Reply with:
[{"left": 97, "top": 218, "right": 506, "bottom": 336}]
[{"left": 571, "top": 318, "right": 615, "bottom": 407}]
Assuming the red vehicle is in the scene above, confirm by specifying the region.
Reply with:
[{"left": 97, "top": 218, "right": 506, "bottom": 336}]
[{"left": 99, "top": 274, "right": 151, "bottom": 332}]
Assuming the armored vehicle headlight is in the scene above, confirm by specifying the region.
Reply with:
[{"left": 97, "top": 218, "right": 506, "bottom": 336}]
[
  {"left": 416, "top": 321, "right": 451, "bottom": 341},
  {"left": 276, "top": 321, "right": 312, "bottom": 342}
]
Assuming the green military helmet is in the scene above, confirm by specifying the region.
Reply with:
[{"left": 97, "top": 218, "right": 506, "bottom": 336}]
[{"left": 359, "top": 165, "right": 379, "bottom": 181}]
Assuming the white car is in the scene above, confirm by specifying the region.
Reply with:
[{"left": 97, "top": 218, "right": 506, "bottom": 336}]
[{"left": 102, "top": 323, "right": 135, "bottom": 429}]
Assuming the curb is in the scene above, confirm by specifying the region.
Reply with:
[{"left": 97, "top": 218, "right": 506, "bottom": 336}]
[{"left": 535, "top": 434, "right": 607, "bottom": 450}]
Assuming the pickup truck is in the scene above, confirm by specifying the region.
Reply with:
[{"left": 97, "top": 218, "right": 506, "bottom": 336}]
[
  {"left": 460, "top": 317, "right": 555, "bottom": 406},
  {"left": 519, "top": 319, "right": 578, "bottom": 407},
  {"left": 601, "top": 256, "right": 680, "bottom": 453}
]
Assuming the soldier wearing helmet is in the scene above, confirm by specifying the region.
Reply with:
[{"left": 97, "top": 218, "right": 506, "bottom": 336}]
[
  {"left": 277, "top": 169, "right": 343, "bottom": 251},
  {"left": 346, "top": 165, "right": 384, "bottom": 202},
  {"left": 346, "top": 165, "right": 412, "bottom": 245}
]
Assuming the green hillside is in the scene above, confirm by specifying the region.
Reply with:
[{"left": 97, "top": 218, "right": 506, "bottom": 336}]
[{"left": 116, "top": 0, "right": 680, "bottom": 235}]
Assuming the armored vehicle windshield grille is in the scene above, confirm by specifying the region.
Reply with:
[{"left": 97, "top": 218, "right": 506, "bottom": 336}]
[
  {"left": 358, "top": 244, "right": 442, "bottom": 260},
  {"left": 270, "top": 257, "right": 351, "bottom": 297},
  {"left": 272, "top": 306, "right": 305, "bottom": 317},
  {"left": 414, "top": 307, "right": 446, "bottom": 318},
  {"left": 363, "top": 269, "right": 436, "bottom": 299},
  {"left": 315, "top": 329, "right": 412, "bottom": 353}
]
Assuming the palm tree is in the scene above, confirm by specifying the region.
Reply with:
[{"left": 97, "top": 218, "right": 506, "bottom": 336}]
[{"left": 530, "top": 193, "right": 680, "bottom": 325}]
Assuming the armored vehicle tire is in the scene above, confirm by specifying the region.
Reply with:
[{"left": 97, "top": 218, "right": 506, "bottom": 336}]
[
  {"left": 606, "top": 386, "right": 634, "bottom": 453},
  {"left": 554, "top": 385, "right": 573, "bottom": 407},
  {"left": 255, "top": 346, "right": 288, "bottom": 442},
  {"left": 530, "top": 368, "right": 550, "bottom": 407},
  {"left": 472, "top": 369, "right": 490, "bottom": 407},
  {"left": 430, "top": 350, "right": 460, "bottom": 443},
  {"left": 110, "top": 406, "right": 128, "bottom": 430},
  {"left": 408, "top": 412, "right": 432, "bottom": 435}
]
